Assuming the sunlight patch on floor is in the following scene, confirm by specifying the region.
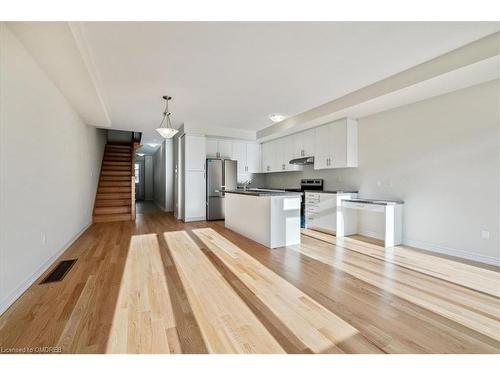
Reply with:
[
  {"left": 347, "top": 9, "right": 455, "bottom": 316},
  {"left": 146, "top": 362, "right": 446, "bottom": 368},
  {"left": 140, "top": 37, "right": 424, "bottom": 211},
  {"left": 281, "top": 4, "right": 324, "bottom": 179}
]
[{"left": 106, "top": 233, "right": 178, "bottom": 353}]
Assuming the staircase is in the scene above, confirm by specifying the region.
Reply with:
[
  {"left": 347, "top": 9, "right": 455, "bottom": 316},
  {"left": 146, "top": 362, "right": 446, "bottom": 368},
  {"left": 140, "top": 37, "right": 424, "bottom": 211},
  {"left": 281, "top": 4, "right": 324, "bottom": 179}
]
[{"left": 93, "top": 143, "right": 136, "bottom": 223}]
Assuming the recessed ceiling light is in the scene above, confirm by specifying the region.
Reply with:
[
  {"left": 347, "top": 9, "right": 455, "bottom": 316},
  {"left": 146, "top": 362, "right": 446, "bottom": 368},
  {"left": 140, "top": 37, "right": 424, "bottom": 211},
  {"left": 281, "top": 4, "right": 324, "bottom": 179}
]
[
  {"left": 148, "top": 143, "right": 158, "bottom": 147},
  {"left": 269, "top": 113, "right": 286, "bottom": 123},
  {"left": 137, "top": 153, "right": 145, "bottom": 157}
]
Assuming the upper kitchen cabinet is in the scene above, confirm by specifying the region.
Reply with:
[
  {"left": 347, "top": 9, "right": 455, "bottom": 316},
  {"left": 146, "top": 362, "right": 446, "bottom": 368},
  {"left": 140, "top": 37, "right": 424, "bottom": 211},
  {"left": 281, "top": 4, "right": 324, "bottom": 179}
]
[
  {"left": 233, "top": 141, "right": 261, "bottom": 173},
  {"left": 246, "top": 143, "right": 261, "bottom": 173},
  {"left": 261, "top": 141, "right": 275, "bottom": 173},
  {"left": 279, "top": 137, "right": 303, "bottom": 172},
  {"left": 314, "top": 118, "right": 358, "bottom": 169},
  {"left": 206, "top": 138, "right": 233, "bottom": 159},
  {"left": 261, "top": 138, "right": 302, "bottom": 173},
  {"left": 291, "top": 129, "right": 315, "bottom": 158}
]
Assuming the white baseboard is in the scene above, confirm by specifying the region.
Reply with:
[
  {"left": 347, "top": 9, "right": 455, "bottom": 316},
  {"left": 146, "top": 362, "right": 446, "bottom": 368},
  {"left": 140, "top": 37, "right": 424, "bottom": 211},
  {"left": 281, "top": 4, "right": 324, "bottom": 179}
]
[
  {"left": 0, "top": 222, "right": 92, "bottom": 316},
  {"left": 358, "top": 229, "right": 385, "bottom": 241},
  {"left": 403, "top": 238, "right": 500, "bottom": 267},
  {"left": 184, "top": 216, "right": 206, "bottom": 222},
  {"left": 357, "top": 229, "right": 499, "bottom": 267}
]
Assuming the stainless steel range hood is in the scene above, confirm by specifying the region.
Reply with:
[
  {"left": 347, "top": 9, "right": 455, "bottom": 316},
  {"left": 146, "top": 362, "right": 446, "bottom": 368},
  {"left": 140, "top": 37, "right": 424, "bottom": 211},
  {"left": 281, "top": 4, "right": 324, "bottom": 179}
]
[{"left": 289, "top": 156, "right": 314, "bottom": 165}]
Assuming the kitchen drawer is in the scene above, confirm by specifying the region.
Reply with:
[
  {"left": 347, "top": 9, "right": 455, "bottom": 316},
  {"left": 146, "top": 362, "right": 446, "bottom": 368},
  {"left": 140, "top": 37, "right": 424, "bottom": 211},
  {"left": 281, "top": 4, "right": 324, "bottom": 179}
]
[
  {"left": 305, "top": 205, "right": 321, "bottom": 213},
  {"left": 305, "top": 199, "right": 320, "bottom": 206},
  {"left": 342, "top": 201, "right": 385, "bottom": 213},
  {"left": 305, "top": 193, "right": 320, "bottom": 200}
]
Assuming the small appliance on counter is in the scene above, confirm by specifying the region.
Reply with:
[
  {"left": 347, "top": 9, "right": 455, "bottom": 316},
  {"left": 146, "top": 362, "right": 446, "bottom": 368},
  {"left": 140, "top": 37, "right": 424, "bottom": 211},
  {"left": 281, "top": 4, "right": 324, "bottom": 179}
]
[{"left": 206, "top": 158, "right": 238, "bottom": 220}]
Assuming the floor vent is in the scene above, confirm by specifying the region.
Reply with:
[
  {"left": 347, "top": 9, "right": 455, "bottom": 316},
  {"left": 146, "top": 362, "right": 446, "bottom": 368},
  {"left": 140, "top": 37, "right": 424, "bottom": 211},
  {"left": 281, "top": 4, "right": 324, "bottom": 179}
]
[{"left": 40, "top": 259, "right": 77, "bottom": 284}]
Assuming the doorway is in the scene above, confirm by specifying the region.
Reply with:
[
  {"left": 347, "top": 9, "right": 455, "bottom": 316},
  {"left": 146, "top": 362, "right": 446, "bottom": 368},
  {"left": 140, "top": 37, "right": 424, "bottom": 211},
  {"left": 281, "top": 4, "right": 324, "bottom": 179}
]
[{"left": 135, "top": 159, "right": 145, "bottom": 200}]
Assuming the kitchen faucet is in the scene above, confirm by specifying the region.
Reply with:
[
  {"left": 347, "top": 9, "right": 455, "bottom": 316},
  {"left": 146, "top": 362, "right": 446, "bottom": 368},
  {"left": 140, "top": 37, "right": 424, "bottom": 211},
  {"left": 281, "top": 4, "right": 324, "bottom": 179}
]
[{"left": 242, "top": 179, "right": 253, "bottom": 191}]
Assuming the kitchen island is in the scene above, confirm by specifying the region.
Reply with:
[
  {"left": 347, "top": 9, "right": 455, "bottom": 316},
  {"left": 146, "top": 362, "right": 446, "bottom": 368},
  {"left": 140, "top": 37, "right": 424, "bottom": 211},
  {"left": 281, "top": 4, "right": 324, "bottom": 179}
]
[{"left": 224, "top": 189, "right": 302, "bottom": 248}]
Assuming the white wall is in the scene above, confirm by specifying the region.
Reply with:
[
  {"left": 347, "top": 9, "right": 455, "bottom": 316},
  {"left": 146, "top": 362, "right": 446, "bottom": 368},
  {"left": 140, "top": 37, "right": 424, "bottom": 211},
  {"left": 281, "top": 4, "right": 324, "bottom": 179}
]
[
  {"left": 0, "top": 24, "right": 106, "bottom": 314},
  {"left": 153, "top": 139, "right": 174, "bottom": 211},
  {"left": 265, "top": 80, "right": 500, "bottom": 265}
]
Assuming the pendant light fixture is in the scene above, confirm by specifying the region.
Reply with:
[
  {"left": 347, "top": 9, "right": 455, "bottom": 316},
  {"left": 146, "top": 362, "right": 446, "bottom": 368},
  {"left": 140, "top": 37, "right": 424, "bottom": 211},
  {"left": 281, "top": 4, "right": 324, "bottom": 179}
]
[{"left": 156, "top": 95, "right": 178, "bottom": 138}]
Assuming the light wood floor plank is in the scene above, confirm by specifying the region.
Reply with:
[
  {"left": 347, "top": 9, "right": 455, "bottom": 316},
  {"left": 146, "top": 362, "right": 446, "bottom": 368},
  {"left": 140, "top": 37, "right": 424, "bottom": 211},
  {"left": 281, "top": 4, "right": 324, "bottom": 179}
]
[
  {"left": 294, "top": 233, "right": 500, "bottom": 342},
  {"left": 106, "top": 233, "right": 177, "bottom": 353},
  {"left": 193, "top": 228, "right": 383, "bottom": 354},
  {"left": 164, "top": 230, "right": 284, "bottom": 354},
  {"left": 302, "top": 229, "right": 500, "bottom": 297}
]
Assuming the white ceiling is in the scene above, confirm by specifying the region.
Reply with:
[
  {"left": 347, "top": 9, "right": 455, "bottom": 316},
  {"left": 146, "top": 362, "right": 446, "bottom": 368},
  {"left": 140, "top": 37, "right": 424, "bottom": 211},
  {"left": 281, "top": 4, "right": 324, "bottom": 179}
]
[{"left": 78, "top": 21, "right": 499, "bottom": 142}]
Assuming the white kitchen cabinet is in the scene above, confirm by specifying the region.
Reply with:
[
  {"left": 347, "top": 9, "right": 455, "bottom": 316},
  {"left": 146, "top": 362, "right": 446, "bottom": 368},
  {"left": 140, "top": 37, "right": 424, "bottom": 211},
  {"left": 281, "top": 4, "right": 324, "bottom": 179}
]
[
  {"left": 314, "top": 118, "right": 358, "bottom": 170},
  {"left": 281, "top": 138, "right": 303, "bottom": 172},
  {"left": 266, "top": 139, "right": 280, "bottom": 172},
  {"left": 206, "top": 138, "right": 233, "bottom": 159},
  {"left": 233, "top": 141, "right": 261, "bottom": 173},
  {"left": 305, "top": 193, "right": 337, "bottom": 234},
  {"left": 274, "top": 138, "right": 287, "bottom": 172},
  {"left": 182, "top": 134, "right": 206, "bottom": 222},
  {"left": 205, "top": 139, "right": 218, "bottom": 158},
  {"left": 184, "top": 170, "right": 206, "bottom": 221},
  {"left": 218, "top": 140, "right": 233, "bottom": 158},
  {"left": 232, "top": 141, "right": 247, "bottom": 174},
  {"left": 292, "top": 129, "right": 316, "bottom": 158},
  {"left": 262, "top": 137, "right": 302, "bottom": 173},
  {"left": 246, "top": 143, "right": 261, "bottom": 173},
  {"left": 185, "top": 135, "right": 206, "bottom": 171},
  {"left": 261, "top": 141, "right": 274, "bottom": 173}
]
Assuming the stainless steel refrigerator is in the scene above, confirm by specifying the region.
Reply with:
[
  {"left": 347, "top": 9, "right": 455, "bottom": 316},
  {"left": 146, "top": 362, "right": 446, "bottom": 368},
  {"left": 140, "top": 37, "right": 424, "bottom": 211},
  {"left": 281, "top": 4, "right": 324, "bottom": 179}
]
[{"left": 206, "top": 158, "right": 237, "bottom": 220}]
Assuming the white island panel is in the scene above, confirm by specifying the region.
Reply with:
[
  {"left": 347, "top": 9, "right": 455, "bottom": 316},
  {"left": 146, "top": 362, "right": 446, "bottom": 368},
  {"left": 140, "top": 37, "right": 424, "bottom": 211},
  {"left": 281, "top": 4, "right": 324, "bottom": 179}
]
[{"left": 225, "top": 193, "right": 301, "bottom": 249}]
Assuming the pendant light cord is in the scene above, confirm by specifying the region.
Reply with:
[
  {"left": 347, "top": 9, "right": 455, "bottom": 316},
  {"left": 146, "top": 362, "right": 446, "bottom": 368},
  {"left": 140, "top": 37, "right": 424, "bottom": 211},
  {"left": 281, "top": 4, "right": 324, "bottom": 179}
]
[{"left": 158, "top": 97, "right": 172, "bottom": 129}]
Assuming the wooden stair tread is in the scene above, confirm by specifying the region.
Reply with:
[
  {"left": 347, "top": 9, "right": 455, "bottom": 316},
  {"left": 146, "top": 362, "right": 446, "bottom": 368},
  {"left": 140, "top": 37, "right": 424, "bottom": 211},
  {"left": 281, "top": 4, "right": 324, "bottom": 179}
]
[
  {"left": 106, "top": 144, "right": 132, "bottom": 148},
  {"left": 105, "top": 152, "right": 132, "bottom": 157},
  {"left": 100, "top": 176, "right": 131, "bottom": 181},
  {"left": 92, "top": 213, "right": 132, "bottom": 222},
  {"left": 101, "top": 171, "right": 131, "bottom": 176},
  {"left": 95, "top": 199, "right": 130, "bottom": 207},
  {"left": 102, "top": 161, "right": 130, "bottom": 166},
  {"left": 99, "top": 181, "right": 130, "bottom": 187},
  {"left": 102, "top": 166, "right": 131, "bottom": 171},
  {"left": 98, "top": 187, "right": 132, "bottom": 193},
  {"left": 97, "top": 192, "right": 131, "bottom": 199},
  {"left": 94, "top": 206, "right": 131, "bottom": 215}
]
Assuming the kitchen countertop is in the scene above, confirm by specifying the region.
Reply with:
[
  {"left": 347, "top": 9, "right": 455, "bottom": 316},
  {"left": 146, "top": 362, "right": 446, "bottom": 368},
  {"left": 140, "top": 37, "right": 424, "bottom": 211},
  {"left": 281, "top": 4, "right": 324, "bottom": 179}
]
[
  {"left": 343, "top": 198, "right": 404, "bottom": 205},
  {"left": 225, "top": 189, "right": 302, "bottom": 197}
]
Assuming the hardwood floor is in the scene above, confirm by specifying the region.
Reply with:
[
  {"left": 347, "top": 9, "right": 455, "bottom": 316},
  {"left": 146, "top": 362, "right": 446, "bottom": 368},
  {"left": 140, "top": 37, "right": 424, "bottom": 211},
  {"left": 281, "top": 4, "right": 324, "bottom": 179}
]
[{"left": 0, "top": 211, "right": 498, "bottom": 353}]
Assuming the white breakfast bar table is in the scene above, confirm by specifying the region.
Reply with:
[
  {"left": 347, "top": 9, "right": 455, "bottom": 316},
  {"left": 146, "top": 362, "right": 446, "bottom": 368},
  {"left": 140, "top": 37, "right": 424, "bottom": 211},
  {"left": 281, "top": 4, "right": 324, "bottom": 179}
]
[{"left": 338, "top": 198, "right": 404, "bottom": 247}]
